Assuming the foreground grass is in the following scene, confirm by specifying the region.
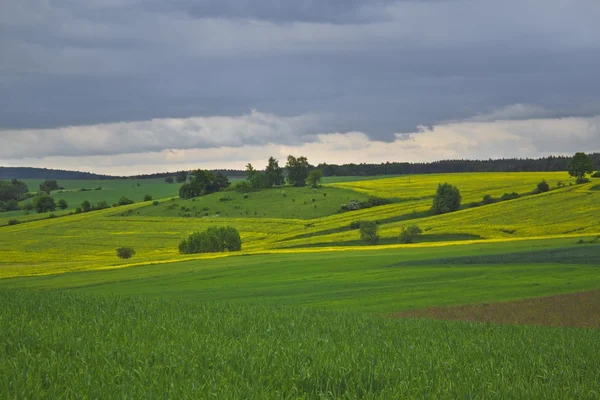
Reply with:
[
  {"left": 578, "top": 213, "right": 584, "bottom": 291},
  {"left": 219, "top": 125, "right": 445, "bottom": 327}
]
[
  {"left": 2, "top": 240, "right": 599, "bottom": 313},
  {"left": 2, "top": 290, "right": 599, "bottom": 399}
]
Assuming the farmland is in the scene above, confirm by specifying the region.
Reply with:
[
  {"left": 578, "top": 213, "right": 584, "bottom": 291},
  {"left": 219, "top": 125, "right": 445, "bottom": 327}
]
[{"left": 1, "top": 171, "right": 599, "bottom": 398}]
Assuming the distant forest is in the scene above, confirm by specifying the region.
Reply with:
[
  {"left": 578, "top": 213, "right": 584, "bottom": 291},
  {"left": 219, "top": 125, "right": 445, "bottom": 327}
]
[{"left": 2, "top": 153, "right": 598, "bottom": 180}]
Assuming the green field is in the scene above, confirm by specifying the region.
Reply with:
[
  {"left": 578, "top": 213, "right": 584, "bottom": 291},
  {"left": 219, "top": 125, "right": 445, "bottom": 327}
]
[{"left": 1, "top": 171, "right": 599, "bottom": 398}]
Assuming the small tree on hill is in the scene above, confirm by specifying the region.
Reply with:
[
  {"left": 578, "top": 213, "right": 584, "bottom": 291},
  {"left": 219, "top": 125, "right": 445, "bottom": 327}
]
[
  {"left": 399, "top": 225, "right": 423, "bottom": 244},
  {"left": 81, "top": 200, "right": 92, "bottom": 212},
  {"left": 359, "top": 221, "right": 379, "bottom": 245},
  {"left": 306, "top": 169, "right": 323, "bottom": 188},
  {"left": 431, "top": 183, "right": 462, "bottom": 214},
  {"left": 265, "top": 157, "right": 285, "bottom": 187},
  {"left": 33, "top": 194, "right": 56, "bottom": 213},
  {"left": 57, "top": 199, "right": 68, "bottom": 210},
  {"left": 534, "top": 180, "right": 550, "bottom": 194},
  {"left": 568, "top": 152, "right": 594, "bottom": 180},
  {"left": 39, "top": 180, "right": 60, "bottom": 194},
  {"left": 165, "top": 176, "right": 174, "bottom": 184}
]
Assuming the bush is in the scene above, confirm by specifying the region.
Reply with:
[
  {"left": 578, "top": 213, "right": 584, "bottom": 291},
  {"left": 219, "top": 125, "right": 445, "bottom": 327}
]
[
  {"left": 179, "top": 226, "right": 242, "bottom": 254},
  {"left": 534, "top": 180, "right": 550, "bottom": 194},
  {"left": 74, "top": 207, "right": 83, "bottom": 214},
  {"left": 399, "top": 225, "right": 423, "bottom": 244},
  {"left": 116, "top": 247, "right": 136, "bottom": 259},
  {"left": 152, "top": 200, "right": 159, "bottom": 206},
  {"left": 359, "top": 221, "right": 379, "bottom": 245},
  {"left": 93, "top": 201, "right": 110, "bottom": 211},
  {"left": 23, "top": 202, "right": 34, "bottom": 211},
  {"left": 118, "top": 196, "right": 135, "bottom": 205},
  {"left": 482, "top": 194, "right": 496, "bottom": 205},
  {"left": 576, "top": 176, "right": 590, "bottom": 184},
  {"left": 431, "top": 183, "right": 462, "bottom": 214},
  {"left": 591, "top": 171, "right": 600, "bottom": 178},
  {"left": 8, "top": 219, "right": 20, "bottom": 226},
  {"left": 143, "top": 194, "right": 153, "bottom": 201},
  {"left": 500, "top": 192, "right": 520, "bottom": 201}
]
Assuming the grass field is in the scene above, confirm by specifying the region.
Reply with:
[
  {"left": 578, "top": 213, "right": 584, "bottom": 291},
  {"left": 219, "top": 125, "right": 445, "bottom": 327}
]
[{"left": 2, "top": 171, "right": 599, "bottom": 398}]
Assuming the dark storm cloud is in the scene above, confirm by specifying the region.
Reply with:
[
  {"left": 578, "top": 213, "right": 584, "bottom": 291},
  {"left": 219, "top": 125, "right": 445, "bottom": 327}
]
[{"left": 1, "top": 0, "right": 600, "bottom": 158}]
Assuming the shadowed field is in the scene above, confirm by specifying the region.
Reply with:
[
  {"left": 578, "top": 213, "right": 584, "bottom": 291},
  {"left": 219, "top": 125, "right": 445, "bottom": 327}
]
[{"left": 394, "top": 290, "right": 600, "bottom": 328}]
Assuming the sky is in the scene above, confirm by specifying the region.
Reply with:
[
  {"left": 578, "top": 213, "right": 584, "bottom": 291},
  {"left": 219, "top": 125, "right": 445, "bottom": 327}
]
[{"left": 1, "top": 0, "right": 599, "bottom": 175}]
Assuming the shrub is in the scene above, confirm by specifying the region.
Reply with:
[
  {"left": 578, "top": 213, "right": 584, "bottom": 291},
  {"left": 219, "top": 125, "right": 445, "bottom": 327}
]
[
  {"left": 93, "top": 201, "right": 110, "bottom": 210},
  {"left": 178, "top": 226, "right": 242, "bottom": 254},
  {"left": 500, "top": 192, "right": 520, "bottom": 201},
  {"left": 143, "top": 194, "right": 153, "bottom": 201},
  {"left": 22, "top": 202, "right": 34, "bottom": 211},
  {"left": 48, "top": 214, "right": 57, "bottom": 219},
  {"left": 75, "top": 207, "right": 83, "bottom": 214},
  {"left": 482, "top": 194, "right": 496, "bottom": 205},
  {"left": 152, "top": 200, "right": 159, "bottom": 206},
  {"left": 116, "top": 247, "right": 136, "bottom": 259},
  {"left": 431, "top": 183, "right": 462, "bottom": 214},
  {"left": 8, "top": 219, "right": 20, "bottom": 226},
  {"left": 399, "top": 225, "right": 423, "bottom": 244},
  {"left": 342, "top": 200, "right": 362, "bottom": 211},
  {"left": 534, "top": 180, "right": 550, "bottom": 194},
  {"left": 118, "top": 196, "right": 135, "bottom": 205},
  {"left": 576, "top": 176, "right": 590, "bottom": 184},
  {"left": 243, "top": 194, "right": 249, "bottom": 199},
  {"left": 359, "top": 221, "right": 379, "bottom": 245},
  {"left": 592, "top": 171, "right": 600, "bottom": 178}
]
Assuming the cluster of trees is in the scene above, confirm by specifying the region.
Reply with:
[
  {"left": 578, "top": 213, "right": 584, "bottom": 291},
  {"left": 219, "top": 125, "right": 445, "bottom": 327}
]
[
  {"left": 234, "top": 155, "right": 323, "bottom": 192},
  {"left": 179, "top": 170, "right": 230, "bottom": 199},
  {"left": 0, "top": 179, "right": 29, "bottom": 202},
  {"left": 315, "top": 153, "right": 600, "bottom": 177},
  {"left": 179, "top": 226, "right": 242, "bottom": 254},
  {"left": 39, "top": 180, "right": 63, "bottom": 194}
]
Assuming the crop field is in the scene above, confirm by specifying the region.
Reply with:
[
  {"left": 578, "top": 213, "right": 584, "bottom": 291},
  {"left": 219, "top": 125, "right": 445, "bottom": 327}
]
[
  {"left": 1, "top": 171, "right": 599, "bottom": 398},
  {"left": 2, "top": 290, "right": 599, "bottom": 399}
]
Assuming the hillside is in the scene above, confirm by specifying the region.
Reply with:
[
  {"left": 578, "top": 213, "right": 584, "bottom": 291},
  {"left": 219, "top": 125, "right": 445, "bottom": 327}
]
[{"left": 0, "top": 167, "right": 116, "bottom": 180}]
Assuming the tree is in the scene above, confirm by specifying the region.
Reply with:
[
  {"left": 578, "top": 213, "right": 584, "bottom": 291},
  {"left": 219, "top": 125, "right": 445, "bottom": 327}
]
[
  {"left": 3, "top": 199, "right": 20, "bottom": 211},
  {"left": 245, "top": 163, "right": 257, "bottom": 180},
  {"left": 568, "top": 152, "right": 594, "bottom": 180},
  {"left": 431, "top": 183, "right": 462, "bottom": 214},
  {"left": 265, "top": 157, "right": 285, "bottom": 187},
  {"left": 57, "top": 199, "right": 68, "bottom": 210},
  {"left": 179, "top": 226, "right": 242, "bottom": 254},
  {"left": 306, "top": 169, "right": 323, "bottom": 188},
  {"left": 143, "top": 194, "right": 153, "bottom": 201},
  {"left": 285, "top": 155, "right": 310, "bottom": 187},
  {"left": 39, "top": 180, "right": 61, "bottom": 194},
  {"left": 81, "top": 200, "right": 92, "bottom": 212},
  {"left": 116, "top": 247, "right": 136, "bottom": 259},
  {"left": 359, "top": 221, "right": 379, "bottom": 245},
  {"left": 175, "top": 170, "right": 188, "bottom": 183},
  {"left": 165, "top": 176, "right": 174, "bottom": 184},
  {"left": 399, "top": 225, "right": 423, "bottom": 244},
  {"left": 33, "top": 194, "right": 56, "bottom": 213}
]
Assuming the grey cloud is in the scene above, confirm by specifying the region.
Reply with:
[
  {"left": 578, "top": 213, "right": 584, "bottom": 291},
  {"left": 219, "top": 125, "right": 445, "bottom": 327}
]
[{"left": 1, "top": 0, "right": 600, "bottom": 152}]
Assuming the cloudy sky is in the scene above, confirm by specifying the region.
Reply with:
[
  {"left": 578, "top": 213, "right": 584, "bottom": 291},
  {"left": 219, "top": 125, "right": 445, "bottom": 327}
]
[{"left": 1, "top": 0, "right": 599, "bottom": 175}]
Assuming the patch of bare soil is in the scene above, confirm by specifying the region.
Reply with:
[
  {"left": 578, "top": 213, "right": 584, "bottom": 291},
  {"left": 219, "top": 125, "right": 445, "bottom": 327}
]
[{"left": 393, "top": 290, "right": 600, "bottom": 328}]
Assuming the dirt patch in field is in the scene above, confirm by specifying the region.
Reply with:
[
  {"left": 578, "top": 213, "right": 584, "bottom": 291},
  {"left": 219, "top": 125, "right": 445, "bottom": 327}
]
[{"left": 393, "top": 290, "right": 600, "bottom": 328}]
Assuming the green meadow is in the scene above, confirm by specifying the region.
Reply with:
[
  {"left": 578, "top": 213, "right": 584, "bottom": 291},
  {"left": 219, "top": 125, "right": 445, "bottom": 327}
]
[{"left": 1, "top": 171, "right": 599, "bottom": 398}]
